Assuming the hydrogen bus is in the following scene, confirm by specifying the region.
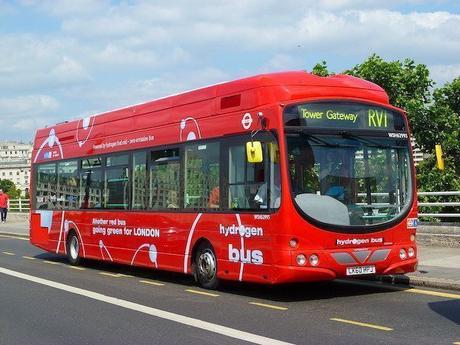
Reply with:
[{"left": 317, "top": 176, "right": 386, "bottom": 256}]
[{"left": 30, "top": 71, "right": 418, "bottom": 289}]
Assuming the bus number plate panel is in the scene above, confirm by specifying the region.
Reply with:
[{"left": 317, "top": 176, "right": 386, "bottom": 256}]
[{"left": 346, "top": 265, "right": 376, "bottom": 276}]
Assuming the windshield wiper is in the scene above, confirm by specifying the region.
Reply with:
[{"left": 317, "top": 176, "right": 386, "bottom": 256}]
[
  {"left": 287, "top": 129, "right": 339, "bottom": 147},
  {"left": 339, "top": 131, "right": 392, "bottom": 148}
]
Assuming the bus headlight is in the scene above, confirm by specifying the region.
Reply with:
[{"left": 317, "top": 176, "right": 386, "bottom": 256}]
[
  {"left": 296, "top": 254, "right": 307, "bottom": 266},
  {"left": 309, "top": 254, "right": 319, "bottom": 266},
  {"left": 408, "top": 247, "right": 415, "bottom": 258},
  {"left": 399, "top": 249, "right": 407, "bottom": 260}
]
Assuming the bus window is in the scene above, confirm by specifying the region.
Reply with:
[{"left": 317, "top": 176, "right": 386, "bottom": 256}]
[
  {"left": 228, "top": 141, "right": 280, "bottom": 211},
  {"left": 149, "top": 148, "right": 180, "bottom": 209},
  {"left": 184, "top": 142, "right": 220, "bottom": 210},
  {"left": 132, "top": 151, "right": 147, "bottom": 210},
  {"left": 80, "top": 169, "right": 103, "bottom": 209},
  {"left": 57, "top": 161, "right": 79, "bottom": 209},
  {"left": 36, "top": 163, "right": 57, "bottom": 209},
  {"left": 104, "top": 167, "right": 129, "bottom": 209},
  {"left": 106, "top": 154, "right": 129, "bottom": 167}
]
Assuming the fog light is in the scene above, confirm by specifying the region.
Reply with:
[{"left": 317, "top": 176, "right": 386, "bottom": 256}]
[
  {"left": 296, "top": 254, "right": 307, "bottom": 266},
  {"left": 309, "top": 254, "right": 319, "bottom": 266},
  {"left": 408, "top": 247, "right": 415, "bottom": 258},
  {"left": 410, "top": 234, "right": 415, "bottom": 242},
  {"left": 399, "top": 248, "right": 407, "bottom": 260},
  {"left": 289, "top": 238, "right": 298, "bottom": 248}
]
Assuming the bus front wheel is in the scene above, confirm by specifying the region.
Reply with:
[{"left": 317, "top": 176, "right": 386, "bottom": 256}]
[
  {"left": 194, "top": 242, "right": 219, "bottom": 289},
  {"left": 66, "top": 232, "right": 81, "bottom": 265}
]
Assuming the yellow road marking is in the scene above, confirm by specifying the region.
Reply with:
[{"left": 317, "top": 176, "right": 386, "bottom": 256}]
[
  {"left": 68, "top": 265, "right": 85, "bottom": 271},
  {"left": 22, "top": 256, "right": 36, "bottom": 260},
  {"left": 249, "top": 302, "right": 288, "bottom": 311},
  {"left": 44, "top": 260, "right": 61, "bottom": 265},
  {"left": 116, "top": 273, "right": 134, "bottom": 278},
  {"left": 453, "top": 342, "right": 460, "bottom": 344},
  {"left": 405, "top": 288, "right": 460, "bottom": 300},
  {"left": 139, "top": 280, "right": 165, "bottom": 286},
  {"left": 330, "top": 318, "right": 393, "bottom": 331},
  {"left": 100, "top": 272, "right": 122, "bottom": 277},
  {"left": 2, "top": 251, "right": 15, "bottom": 256},
  {"left": 186, "top": 289, "right": 219, "bottom": 297},
  {"left": 0, "top": 234, "right": 28, "bottom": 241}
]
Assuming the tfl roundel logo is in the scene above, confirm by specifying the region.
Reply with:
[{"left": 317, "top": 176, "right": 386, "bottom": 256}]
[{"left": 241, "top": 113, "right": 253, "bottom": 130}]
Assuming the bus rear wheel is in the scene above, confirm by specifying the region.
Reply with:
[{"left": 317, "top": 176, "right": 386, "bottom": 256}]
[
  {"left": 66, "top": 232, "right": 81, "bottom": 265},
  {"left": 194, "top": 243, "right": 219, "bottom": 289}
]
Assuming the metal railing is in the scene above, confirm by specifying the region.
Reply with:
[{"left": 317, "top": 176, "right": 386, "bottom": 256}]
[
  {"left": 8, "top": 199, "right": 30, "bottom": 213},
  {"left": 7, "top": 192, "right": 460, "bottom": 219},
  {"left": 418, "top": 191, "right": 460, "bottom": 219}
]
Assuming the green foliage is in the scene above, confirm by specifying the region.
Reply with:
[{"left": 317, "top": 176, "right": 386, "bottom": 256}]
[
  {"left": 344, "top": 54, "right": 433, "bottom": 108},
  {"left": 312, "top": 60, "right": 331, "bottom": 77},
  {"left": 0, "top": 179, "right": 22, "bottom": 199},
  {"left": 416, "top": 157, "right": 460, "bottom": 221},
  {"left": 424, "top": 78, "right": 460, "bottom": 174}
]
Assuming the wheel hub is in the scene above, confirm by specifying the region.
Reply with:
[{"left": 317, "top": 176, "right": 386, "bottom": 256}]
[
  {"left": 198, "top": 251, "right": 216, "bottom": 280},
  {"left": 70, "top": 236, "right": 79, "bottom": 260}
]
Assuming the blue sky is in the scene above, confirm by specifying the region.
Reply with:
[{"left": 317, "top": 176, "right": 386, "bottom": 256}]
[{"left": 1, "top": 0, "right": 459, "bottom": 141}]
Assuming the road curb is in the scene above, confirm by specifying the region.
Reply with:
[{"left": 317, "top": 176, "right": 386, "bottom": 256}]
[
  {"left": 0, "top": 231, "right": 29, "bottom": 239},
  {"left": 377, "top": 274, "right": 460, "bottom": 292}
]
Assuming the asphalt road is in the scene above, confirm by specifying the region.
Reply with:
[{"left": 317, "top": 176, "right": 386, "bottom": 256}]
[{"left": 0, "top": 234, "right": 459, "bottom": 345}]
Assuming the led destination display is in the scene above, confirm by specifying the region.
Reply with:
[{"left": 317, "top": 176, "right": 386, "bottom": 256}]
[{"left": 284, "top": 101, "right": 406, "bottom": 132}]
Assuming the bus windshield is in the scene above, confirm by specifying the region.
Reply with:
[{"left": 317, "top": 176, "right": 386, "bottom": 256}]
[
  {"left": 286, "top": 131, "right": 412, "bottom": 228},
  {"left": 283, "top": 101, "right": 413, "bottom": 229}
]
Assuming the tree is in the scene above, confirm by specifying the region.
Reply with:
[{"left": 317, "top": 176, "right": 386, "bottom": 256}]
[
  {"left": 0, "top": 179, "right": 22, "bottom": 199},
  {"left": 312, "top": 60, "right": 331, "bottom": 77},
  {"left": 420, "top": 78, "right": 460, "bottom": 174}
]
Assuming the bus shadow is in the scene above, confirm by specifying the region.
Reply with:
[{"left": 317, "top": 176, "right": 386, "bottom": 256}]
[
  {"left": 428, "top": 300, "right": 460, "bottom": 325},
  {"left": 34, "top": 253, "right": 408, "bottom": 302},
  {"left": 218, "top": 279, "right": 406, "bottom": 302}
]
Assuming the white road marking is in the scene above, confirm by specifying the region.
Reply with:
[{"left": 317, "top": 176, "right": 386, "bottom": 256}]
[{"left": 0, "top": 266, "right": 294, "bottom": 345}]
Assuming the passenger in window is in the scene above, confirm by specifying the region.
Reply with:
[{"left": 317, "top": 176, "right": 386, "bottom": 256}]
[
  {"left": 254, "top": 166, "right": 281, "bottom": 209},
  {"left": 208, "top": 186, "right": 220, "bottom": 209},
  {"left": 167, "top": 190, "right": 179, "bottom": 208}
]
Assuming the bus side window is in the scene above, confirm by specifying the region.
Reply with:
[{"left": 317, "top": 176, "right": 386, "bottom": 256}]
[
  {"left": 149, "top": 148, "right": 181, "bottom": 209},
  {"left": 36, "top": 163, "right": 57, "bottom": 210},
  {"left": 227, "top": 140, "right": 281, "bottom": 211},
  {"left": 79, "top": 157, "right": 103, "bottom": 209},
  {"left": 57, "top": 160, "right": 79, "bottom": 210},
  {"left": 104, "top": 154, "right": 129, "bottom": 210},
  {"left": 184, "top": 142, "right": 220, "bottom": 210},
  {"left": 132, "top": 152, "right": 147, "bottom": 210}
]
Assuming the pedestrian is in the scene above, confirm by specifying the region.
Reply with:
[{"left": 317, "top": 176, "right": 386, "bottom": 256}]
[{"left": 0, "top": 189, "right": 9, "bottom": 223}]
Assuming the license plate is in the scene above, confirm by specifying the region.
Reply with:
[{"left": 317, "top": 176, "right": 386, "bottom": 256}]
[{"left": 346, "top": 265, "right": 376, "bottom": 276}]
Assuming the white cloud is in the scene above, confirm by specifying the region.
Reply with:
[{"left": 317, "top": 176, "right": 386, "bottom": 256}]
[
  {"left": 0, "top": 95, "right": 60, "bottom": 132},
  {"left": 430, "top": 64, "right": 460, "bottom": 86},
  {"left": 2, "top": 1, "right": 460, "bottom": 140}
]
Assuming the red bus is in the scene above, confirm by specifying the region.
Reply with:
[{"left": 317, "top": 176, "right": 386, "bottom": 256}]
[{"left": 30, "top": 71, "right": 418, "bottom": 289}]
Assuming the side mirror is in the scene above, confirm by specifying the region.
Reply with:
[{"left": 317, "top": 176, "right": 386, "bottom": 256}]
[{"left": 246, "top": 141, "right": 263, "bottom": 163}]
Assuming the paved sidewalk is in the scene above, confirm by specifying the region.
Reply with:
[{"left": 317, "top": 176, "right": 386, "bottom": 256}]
[{"left": 1, "top": 220, "right": 459, "bottom": 291}]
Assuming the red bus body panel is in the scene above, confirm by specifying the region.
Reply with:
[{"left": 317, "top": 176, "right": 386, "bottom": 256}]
[{"left": 30, "top": 71, "right": 417, "bottom": 284}]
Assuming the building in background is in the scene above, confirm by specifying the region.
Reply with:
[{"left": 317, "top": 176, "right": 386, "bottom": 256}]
[
  {"left": 0, "top": 142, "right": 33, "bottom": 196},
  {"left": 411, "top": 138, "right": 426, "bottom": 166}
]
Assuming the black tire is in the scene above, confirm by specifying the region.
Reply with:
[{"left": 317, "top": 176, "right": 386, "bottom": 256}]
[
  {"left": 194, "top": 242, "right": 219, "bottom": 289},
  {"left": 66, "top": 232, "right": 81, "bottom": 265}
]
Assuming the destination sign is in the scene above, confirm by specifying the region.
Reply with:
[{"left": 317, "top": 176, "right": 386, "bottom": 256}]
[{"left": 283, "top": 101, "right": 406, "bottom": 132}]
